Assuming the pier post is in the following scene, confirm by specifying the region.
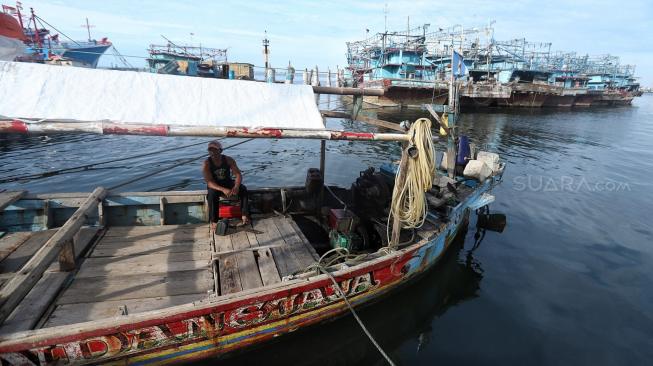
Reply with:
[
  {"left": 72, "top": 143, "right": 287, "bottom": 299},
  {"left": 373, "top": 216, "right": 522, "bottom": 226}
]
[
  {"left": 285, "top": 62, "right": 295, "bottom": 84},
  {"left": 265, "top": 67, "right": 275, "bottom": 83},
  {"left": 336, "top": 67, "right": 341, "bottom": 87},
  {"left": 303, "top": 68, "right": 309, "bottom": 85},
  {"left": 311, "top": 66, "right": 320, "bottom": 87},
  {"left": 326, "top": 69, "right": 332, "bottom": 87}
]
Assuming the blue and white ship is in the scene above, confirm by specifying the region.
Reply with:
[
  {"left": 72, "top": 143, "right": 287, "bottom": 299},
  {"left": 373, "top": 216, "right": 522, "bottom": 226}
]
[{"left": 2, "top": 3, "right": 111, "bottom": 68}]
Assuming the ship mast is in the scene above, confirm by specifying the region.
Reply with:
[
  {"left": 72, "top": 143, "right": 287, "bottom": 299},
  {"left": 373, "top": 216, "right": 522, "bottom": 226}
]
[
  {"left": 14, "top": 2, "right": 24, "bottom": 29},
  {"left": 81, "top": 17, "right": 94, "bottom": 41},
  {"left": 29, "top": 8, "right": 41, "bottom": 49},
  {"left": 262, "top": 30, "right": 270, "bottom": 69}
]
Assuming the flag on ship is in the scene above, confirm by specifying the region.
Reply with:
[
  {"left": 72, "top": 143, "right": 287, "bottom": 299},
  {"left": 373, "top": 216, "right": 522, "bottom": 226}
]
[{"left": 452, "top": 50, "right": 468, "bottom": 78}]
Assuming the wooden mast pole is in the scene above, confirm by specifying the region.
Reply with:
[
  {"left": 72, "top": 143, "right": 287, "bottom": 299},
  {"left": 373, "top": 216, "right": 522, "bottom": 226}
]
[
  {"left": 0, "top": 120, "right": 414, "bottom": 142},
  {"left": 447, "top": 46, "right": 457, "bottom": 178}
]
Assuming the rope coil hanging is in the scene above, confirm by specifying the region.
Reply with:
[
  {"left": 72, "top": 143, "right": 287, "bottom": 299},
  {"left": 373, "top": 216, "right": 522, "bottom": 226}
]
[{"left": 388, "top": 118, "right": 436, "bottom": 244}]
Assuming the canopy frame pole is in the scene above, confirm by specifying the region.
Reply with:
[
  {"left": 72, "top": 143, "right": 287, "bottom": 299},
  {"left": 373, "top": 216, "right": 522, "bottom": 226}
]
[{"left": 0, "top": 120, "right": 413, "bottom": 142}]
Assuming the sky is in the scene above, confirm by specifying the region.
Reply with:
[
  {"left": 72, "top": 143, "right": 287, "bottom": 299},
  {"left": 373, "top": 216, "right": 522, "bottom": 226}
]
[{"left": 15, "top": 0, "right": 653, "bottom": 86}]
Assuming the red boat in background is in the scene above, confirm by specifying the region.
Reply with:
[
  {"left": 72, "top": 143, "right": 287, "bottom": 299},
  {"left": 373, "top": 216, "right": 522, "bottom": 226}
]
[{"left": 0, "top": 9, "right": 25, "bottom": 61}]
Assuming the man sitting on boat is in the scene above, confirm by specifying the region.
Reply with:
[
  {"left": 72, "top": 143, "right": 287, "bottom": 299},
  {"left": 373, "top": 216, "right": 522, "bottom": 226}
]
[{"left": 202, "top": 140, "right": 250, "bottom": 230}]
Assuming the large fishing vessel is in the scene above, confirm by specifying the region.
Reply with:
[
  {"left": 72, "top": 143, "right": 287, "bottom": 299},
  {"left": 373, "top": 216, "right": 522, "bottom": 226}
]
[
  {"left": 0, "top": 60, "right": 505, "bottom": 364},
  {"left": 147, "top": 37, "right": 228, "bottom": 77},
  {"left": 1, "top": 3, "right": 111, "bottom": 68},
  {"left": 344, "top": 23, "right": 641, "bottom": 109}
]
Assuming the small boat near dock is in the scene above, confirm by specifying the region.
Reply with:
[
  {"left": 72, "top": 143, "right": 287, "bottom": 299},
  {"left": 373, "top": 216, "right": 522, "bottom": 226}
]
[{"left": 0, "top": 60, "right": 504, "bottom": 365}]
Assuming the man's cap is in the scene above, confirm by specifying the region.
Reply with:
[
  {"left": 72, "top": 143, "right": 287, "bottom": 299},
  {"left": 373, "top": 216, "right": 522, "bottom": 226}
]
[{"left": 208, "top": 140, "right": 222, "bottom": 150}]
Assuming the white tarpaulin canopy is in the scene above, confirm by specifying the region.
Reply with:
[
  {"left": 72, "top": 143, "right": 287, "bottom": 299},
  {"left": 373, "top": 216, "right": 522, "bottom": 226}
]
[{"left": 0, "top": 61, "right": 324, "bottom": 129}]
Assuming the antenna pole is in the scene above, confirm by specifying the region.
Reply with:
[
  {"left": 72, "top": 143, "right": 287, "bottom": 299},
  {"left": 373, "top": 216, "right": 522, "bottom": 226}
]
[
  {"left": 263, "top": 30, "right": 270, "bottom": 69},
  {"left": 384, "top": 3, "right": 387, "bottom": 33}
]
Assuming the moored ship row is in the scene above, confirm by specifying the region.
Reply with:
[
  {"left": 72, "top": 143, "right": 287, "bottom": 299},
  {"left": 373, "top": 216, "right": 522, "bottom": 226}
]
[{"left": 344, "top": 24, "right": 642, "bottom": 109}]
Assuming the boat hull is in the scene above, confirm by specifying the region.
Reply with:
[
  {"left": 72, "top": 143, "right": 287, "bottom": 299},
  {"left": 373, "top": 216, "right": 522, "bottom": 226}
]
[
  {"left": 61, "top": 44, "right": 112, "bottom": 69},
  {"left": 542, "top": 95, "right": 576, "bottom": 107},
  {"left": 0, "top": 178, "right": 499, "bottom": 365}
]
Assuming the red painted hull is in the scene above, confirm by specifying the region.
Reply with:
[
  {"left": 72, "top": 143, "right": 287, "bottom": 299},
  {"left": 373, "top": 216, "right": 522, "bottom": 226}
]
[{"left": 0, "top": 215, "right": 469, "bottom": 365}]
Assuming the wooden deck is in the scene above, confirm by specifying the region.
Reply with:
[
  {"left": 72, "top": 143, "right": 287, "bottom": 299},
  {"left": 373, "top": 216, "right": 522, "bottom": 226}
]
[
  {"left": 0, "top": 227, "right": 99, "bottom": 333},
  {"left": 213, "top": 216, "right": 319, "bottom": 295},
  {"left": 0, "top": 214, "right": 319, "bottom": 330},
  {"left": 44, "top": 224, "right": 213, "bottom": 328}
]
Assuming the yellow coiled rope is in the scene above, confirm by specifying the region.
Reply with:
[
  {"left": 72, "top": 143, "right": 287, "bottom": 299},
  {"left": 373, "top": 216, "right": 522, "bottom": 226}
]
[{"left": 388, "top": 118, "right": 436, "bottom": 245}]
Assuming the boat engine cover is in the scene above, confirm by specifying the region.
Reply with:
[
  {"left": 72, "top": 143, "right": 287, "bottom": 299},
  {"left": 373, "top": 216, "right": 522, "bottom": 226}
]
[{"left": 352, "top": 167, "right": 390, "bottom": 216}]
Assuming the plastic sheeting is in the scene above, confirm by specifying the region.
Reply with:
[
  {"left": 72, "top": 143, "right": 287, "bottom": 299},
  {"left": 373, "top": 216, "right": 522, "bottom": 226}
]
[{"left": 0, "top": 61, "right": 325, "bottom": 129}]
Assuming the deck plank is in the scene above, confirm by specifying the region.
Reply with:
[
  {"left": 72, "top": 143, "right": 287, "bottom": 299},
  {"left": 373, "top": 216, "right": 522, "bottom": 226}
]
[
  {"left": 231, "top": 232, "right": 262, "bottom": 291},
  {"left": 102, "top": 225, "right": 208, "bottom": 239},
  {"left": 262, "top": 218, "right": 301, "bottom": 278},
  {"left": 56, "top": 269, "right": 213, "bottom": 304},
  {"left": 214, "top": 234, "right": 241, "bottom": 295},
  {"left": 247, "top": 220, "right": 281, "bottom": 286},
  {"left": 98, "top": 226, "right": 209, "bottom": 255},
  {"left": 76, "top": 257, "right": 210, "bottom": 278},
  {"left": 91, "top": 239, "right": 208, "bottom": 257},
  {"left": 100, "top": 229, "right": 208, "bottom": 244},
  {"left": 273, "top": 216, "right": 316, "bottom": 270},
  {"left": 0, "top": 232, "right": 32, "bottom": 263},
  {"left": 0, "top": 230, "right": 57, "bottom": 274},
  {"left": 287, "top": 219, "right": 320, "bottom": 261},
  {"left": 45, "top": 294, "right": 204, "bottom": 328},
  {"left": 0, "top": 190, "right": 26, "bottom": 212},
  {"left": 0, "top": 272, "right": 68, "bottom": 333}
]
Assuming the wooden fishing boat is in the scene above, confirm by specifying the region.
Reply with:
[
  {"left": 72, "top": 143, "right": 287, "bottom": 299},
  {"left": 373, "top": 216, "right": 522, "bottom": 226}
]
[{"left": 0, "top": 60, "right": 505, "bottom": 364}]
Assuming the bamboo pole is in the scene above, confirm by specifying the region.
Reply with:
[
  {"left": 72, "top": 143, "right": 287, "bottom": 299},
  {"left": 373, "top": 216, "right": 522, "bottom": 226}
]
[
  {"left": 320, "top": 110, "right": 408, "bottom": 133},
  {"left": 0, "top": 120, "right": 411, "bottom": 142},
  {"left": 0, "top": 187, "right": 107, "bottom": 325},
  {"left": 312, "top": 86, "right": 384, "bottom": 96}
]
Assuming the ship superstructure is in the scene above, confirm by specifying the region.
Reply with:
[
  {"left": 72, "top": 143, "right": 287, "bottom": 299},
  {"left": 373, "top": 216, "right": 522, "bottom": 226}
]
[{"left": 345, "top": 22, "right": 641, "bottom": 108}]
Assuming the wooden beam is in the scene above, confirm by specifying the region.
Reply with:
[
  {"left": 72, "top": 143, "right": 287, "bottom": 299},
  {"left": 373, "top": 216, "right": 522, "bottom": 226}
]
[
  {"left": 211, "top": 243, "right": 286, "bottom": 259},
  {"left": 424, "top": 104, "right": 447, "bottom": 130},
  {"left": 43, "top": 200, "right": 53, "bottom": 229},
  {"left": 159, "top": 197, "right": 167, "bottom": 225},
  {"left": 355, "top": 115, "right": 405, "bottom": 132},
  {"left": 0, "top": 187, "right": 107, "bottom": 324},
  {"left": 0, "top": 120, "right": 412, "bottom": 142},
  {"left": 0, "top": 272, "right": 68, "bottom": 333},
  {"left": 0, "top": 191, "right": 26, "bottom": 212},
  {"left": 58, "top": 239, "right": 75, "bottom": 272},
  {"left": 322, "top": 110, "right": 405, "bottom": 132},
  {"left": 320, "top": 110, "right": 350, "bottom": 119},
  {"left": 319, "top": 140, "right": 326, "bottom": 178},
  {"left": 312, "top": 86, "right": 384, "bottom": 96}
]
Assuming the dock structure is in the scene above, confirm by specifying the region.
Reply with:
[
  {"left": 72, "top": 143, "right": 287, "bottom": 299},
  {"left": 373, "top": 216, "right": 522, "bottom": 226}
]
[{"left": 343, "top": 23, "right": 642, "bottom": 109}]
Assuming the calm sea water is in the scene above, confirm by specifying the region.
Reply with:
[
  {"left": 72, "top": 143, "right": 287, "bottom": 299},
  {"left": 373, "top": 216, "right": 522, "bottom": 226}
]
[{"left": 1, "top": 94, "right": 652, "bottom": 365}]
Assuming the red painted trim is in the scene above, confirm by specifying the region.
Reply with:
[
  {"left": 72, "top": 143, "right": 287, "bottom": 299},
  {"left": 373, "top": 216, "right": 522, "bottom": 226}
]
[
  {"left": 0, "top": 248, "right": 416, "bottom": 354},
  {"left": 102, "top": 124, "right": 168, "bottom": 136},
  {"left": 331, "top": 131, "right": 375, "bottom": 140},
  {"left": 0, "top": 120, "right": 28, "bottom": 134}
]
